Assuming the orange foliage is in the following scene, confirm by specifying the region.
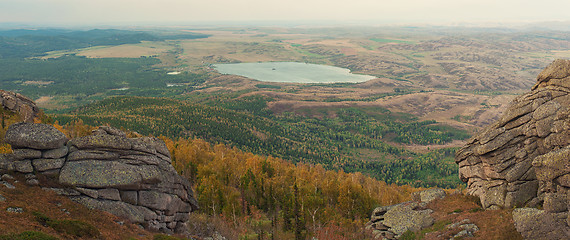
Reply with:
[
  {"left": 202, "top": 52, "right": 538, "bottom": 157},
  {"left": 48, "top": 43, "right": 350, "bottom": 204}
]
[
  {"left": 0, "top": 108, "right": 22, "bottom": 153},
  {"left": 162, "top": 137, "right": 419, "bottom": 239},
  {"left": 0, "top": 144, "right": 11, "bottom": 154},
  {"left": 52, "top": 119, "right": 95, "bottom": 139}
]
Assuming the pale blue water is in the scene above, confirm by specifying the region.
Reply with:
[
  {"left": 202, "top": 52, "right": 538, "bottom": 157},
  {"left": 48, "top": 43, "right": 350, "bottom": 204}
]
[{"left": 213, "top": 62, "right": 375, "bottom": 83}]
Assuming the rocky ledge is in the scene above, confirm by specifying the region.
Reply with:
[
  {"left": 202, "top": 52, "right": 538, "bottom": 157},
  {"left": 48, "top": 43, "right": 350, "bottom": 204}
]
[
  {"left": 1, "top": 90, "right": 41, "bottom": 123},
  {"left": 0, "top": 123, "right": 198, "bottom": 234},
  {"left": 456, "top": 59, "right": 570, "bottom": 239}
]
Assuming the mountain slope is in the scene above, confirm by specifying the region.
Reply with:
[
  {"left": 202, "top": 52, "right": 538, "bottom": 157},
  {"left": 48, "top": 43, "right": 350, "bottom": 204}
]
[
  {"left": 0, "top": 173, "right": 158, "bottom": 239},
  {"left": 55, "top": 95, "right": 465, "bottom": 188}
]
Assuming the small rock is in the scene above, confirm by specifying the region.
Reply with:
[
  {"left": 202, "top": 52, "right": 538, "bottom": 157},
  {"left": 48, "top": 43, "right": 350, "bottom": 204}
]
[
  {"left": 453, "top": 230, "right": 474, "bottom": 239},
  {"left": 1, "top": 174, "right": 14, "bottom": 181},
  {"left": 94, "top": 126, "right": 128, "bottom": 137},
  {"left": 212, "top": 232, "right": 226, "bottom": 240},
  {"left": 1, "top": 181, "right": 15, "bottom": 189},
  {"left": 447, "top": 219, "right": 472, "bottom": 229},
  {"left": 412, "top": 188, "right": 446, "bottom": 203},
  {"left": 0, "top": 194, "right": 6, "bottom": 202},
  {"left": 6, "top": 207, "right": 24, "bottom": 213},
  {"left": 25, "top": 173, "right": 36, "bottom": 179},
  {"left": 25, "top": 178, "right": 39, "bottom": 186},
  {"left": 60, "top": 208, "right": 71, "bottom": 214},
  {"left": 461, "top": 223, "right": 479, "bottom": 233}
]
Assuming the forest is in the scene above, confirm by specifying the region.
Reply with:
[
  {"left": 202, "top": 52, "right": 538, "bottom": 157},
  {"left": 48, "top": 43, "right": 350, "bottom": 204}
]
[
  {"left": 0, "top": 29, "right": 209, "bottom": 58},
  {"left": 0, "top": 113, "right": 423, "bottom": 239},
  {"left": 55, "top": 95, "right": 466, "bottom": 188},
  {"left": 0, "top": 55, "right": 209, "bottom": 112}
]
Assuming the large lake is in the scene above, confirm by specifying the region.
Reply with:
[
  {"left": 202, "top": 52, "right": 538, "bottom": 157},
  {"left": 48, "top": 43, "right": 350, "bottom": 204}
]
[{"left": 213, "top": 62, "right": 375, "bottom": 83}]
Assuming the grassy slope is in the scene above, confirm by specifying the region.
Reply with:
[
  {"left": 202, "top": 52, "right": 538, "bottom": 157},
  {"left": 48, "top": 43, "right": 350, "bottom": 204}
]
[
  {"left": 418, "top": 194, "right": 523, "bottom": 240},
  {"left": 0, "top": 174, "right": 159, "bottom": 239}
]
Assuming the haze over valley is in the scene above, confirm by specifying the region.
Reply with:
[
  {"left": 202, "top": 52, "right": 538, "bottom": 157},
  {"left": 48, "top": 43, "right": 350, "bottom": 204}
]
[{"left": 2, "top": 0, "right": 570, "bottom": 239}]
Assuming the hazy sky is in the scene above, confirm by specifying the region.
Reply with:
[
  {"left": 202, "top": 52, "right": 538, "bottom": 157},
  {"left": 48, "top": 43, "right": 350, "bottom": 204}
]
[{"left": 2, "top": 0, "right": 570, "bottom": 26}]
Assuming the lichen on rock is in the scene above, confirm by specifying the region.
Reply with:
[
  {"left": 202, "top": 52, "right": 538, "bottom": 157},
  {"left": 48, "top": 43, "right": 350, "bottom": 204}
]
[
  {"left": 456, "top": 59, "right": 570, "bottom": 239},
  {"left": 0, "top": 123, "right": 198, "bottom": 234},
  {"left": 365, "top": 188, "right": 444, "bottom": 239}
]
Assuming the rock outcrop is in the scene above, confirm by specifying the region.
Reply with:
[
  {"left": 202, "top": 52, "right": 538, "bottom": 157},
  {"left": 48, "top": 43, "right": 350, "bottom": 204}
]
[
  {"left": 1, "top": 90, "right": 41, "bottom": 122},
  {"left": 365, "top": 188, "right": 445, "bottom": 239},
  {"left": 456, "top": 59, "right": 570, "bottom": 239},
  {"left": 512, "top": 207, "right": 569, "bottom": 239},
  {"left": 0, "top": 123, "right": 198, "bottom": 234}
]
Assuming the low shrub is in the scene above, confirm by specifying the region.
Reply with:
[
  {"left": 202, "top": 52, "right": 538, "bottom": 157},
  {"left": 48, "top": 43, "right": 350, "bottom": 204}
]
[
  {"left": 50, "top": 220, "right": 100, "bottom": 238},
  {"left": 32, "top": 211, "right": 100, "bottom": 238},
  {"left": 0, "top": 231, "right": 58, "bottom": 240},
  {"left": 401, "top": 230, "right": 416, "bottom": 240}
]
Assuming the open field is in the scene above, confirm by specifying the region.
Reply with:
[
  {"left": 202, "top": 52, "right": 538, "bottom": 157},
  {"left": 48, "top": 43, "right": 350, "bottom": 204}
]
[
  {"left": 40, "top": 41, "right": 175, "bottom": 59},
  {"left": 77, "top": 42, "right": 174, "bottom": 58}
]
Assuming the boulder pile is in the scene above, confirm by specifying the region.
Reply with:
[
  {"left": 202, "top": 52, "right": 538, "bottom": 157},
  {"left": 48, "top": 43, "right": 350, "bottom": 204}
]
[
  {"left": 0, "top": 123, "right": 198, "bottom": 234},
  {"left": 455, "top": 59, "right": 570, "bottom": 238}
]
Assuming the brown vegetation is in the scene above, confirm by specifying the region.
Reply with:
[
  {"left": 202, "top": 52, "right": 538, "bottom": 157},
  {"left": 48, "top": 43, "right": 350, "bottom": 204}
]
[
  {"left": 421, "top": 194, "right": 523, "bottom": 240},
  {"left": 0, "top": 174, "right": 157, "bottom": 239},
  {"left": 162, "top": 136, "right": 419, "bottom": 239}
]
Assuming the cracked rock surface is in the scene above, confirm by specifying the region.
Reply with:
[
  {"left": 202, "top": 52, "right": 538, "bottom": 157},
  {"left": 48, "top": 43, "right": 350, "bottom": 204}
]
[
  {"left": 1, "top": 124, "right": 198, "bottom": 234},
  {"left": 456, "top": 59, "right": 570, "bottom": 239},
  {"left": 365, "top": 188, "right": 444, "bottom": 239}
]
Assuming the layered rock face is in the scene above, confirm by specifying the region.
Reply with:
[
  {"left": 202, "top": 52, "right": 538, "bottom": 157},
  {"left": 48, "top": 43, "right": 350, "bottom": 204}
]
[
  {"left": 456, "top": 59, "right": 570, "bottom": 238},
  {"left": 0, "top": 123, "right": 198, "bottom": 234},
  {"left": 456, "top": 59, "right": 570, "bottom": 209},
  {"left": 1, "top": 90, "right": 41, "bottom": 122}
]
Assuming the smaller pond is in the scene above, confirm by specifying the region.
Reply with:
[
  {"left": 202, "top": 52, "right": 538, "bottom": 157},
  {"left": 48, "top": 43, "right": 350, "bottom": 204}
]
[{"left": 213, "top": 62, "right": 375, "bottom": 83}]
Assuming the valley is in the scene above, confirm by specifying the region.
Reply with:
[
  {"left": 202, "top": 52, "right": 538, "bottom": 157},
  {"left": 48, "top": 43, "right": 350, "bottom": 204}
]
[
  {"left": 1, "top": 25, "right": 569, "bottom": 239},
  {"left": 18, "top": 27, "right": 568, "bottom": 130},
  {"left": 3, "top": 26, "right": 570, "bottom": 187}
]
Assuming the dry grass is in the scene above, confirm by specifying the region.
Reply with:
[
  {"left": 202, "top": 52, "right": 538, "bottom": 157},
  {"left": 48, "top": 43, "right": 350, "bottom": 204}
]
[
  {"left": 0, "top": 173, "right": 162, "bottom": 239},
  {"left": 420, "top": 193, "right": 523, "bottom": 240},
  {"left": 77, "top": 43, "right": 173, "bottom": 58}
]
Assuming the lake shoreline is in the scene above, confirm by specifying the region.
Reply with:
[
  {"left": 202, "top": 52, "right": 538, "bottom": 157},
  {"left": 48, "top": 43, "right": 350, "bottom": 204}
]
[{"left": 213, "top": 62, "right": 375, "bottom": 83}]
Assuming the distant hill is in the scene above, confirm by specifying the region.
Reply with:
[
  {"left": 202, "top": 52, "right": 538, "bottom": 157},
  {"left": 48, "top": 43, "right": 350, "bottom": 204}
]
[{"left": 0, "top": 28, "right": 210, "bottom": 58}]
